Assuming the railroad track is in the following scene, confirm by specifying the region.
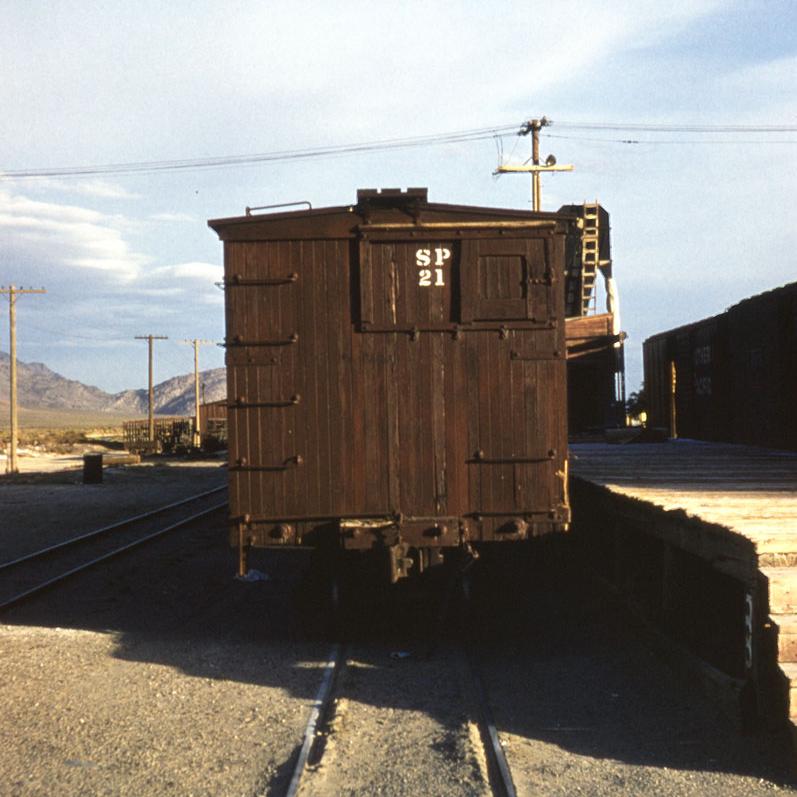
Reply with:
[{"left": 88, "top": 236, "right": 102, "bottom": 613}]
[
  {"left": 0, "top": 487, "right": 228, "bottom": 612},
  {"left": 283, "top": 642, "right": 517, "bottom": 797}
]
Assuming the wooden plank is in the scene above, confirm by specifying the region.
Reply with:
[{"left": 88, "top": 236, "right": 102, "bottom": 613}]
[
  {"left": 570, "top": 433, "right": 797, "bottom": 729},
  {"left": 762, "top": 568, "right": 797, "bottom": 615},
  {"left": 772, "top": 614, "right": 797, "bottom": 662}
]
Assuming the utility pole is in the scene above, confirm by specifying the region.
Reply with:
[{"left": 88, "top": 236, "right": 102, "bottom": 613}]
[
  {"left": 181, "top": 338, "right": 214, "bottom": 448},
  {"left": 135, "top": 334, "right": 167, "bottom": 446},
  {"left": 1, "top": 285, "right": 46, "bottom": 474},
  {"left": 494, "top": 116, "right": 574, "bottom": 211}
]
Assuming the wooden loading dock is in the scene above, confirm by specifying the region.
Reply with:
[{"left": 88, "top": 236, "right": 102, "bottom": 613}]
[{"left": 569, "top": 440, "right": 797, "bottom": 742}]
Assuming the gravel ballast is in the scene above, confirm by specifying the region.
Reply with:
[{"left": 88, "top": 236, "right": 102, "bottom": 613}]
[{"left": 0, "top": 626, "right": 324, "bottom": 797}]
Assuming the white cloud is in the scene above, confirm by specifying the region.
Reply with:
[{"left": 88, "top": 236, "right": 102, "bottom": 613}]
[
  {"left": 0, "top": 189, "right": 147, "bottom": 282},
  {"left": 0, "top": 175, "right": 140, "bottom": 199},
  {"left": 73, "top": 180, "right": 142, "bottom": 200},
  {"left": 163, "top": 261, "right": 222, "bottom": 281}
]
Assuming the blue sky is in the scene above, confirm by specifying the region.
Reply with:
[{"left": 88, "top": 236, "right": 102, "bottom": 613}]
[{"left": 1, "top": 0, "right": 794, "bottom": 394}]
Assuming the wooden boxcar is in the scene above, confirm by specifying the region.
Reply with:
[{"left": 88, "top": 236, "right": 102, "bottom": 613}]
[
  {"left": 209, "top": 188, "right": 574, "bottom": 581},
  {"left": 643, "top": 281, "right": 797, "bottom": 451},
  {"left": 198, "top": 399, "right": 228, "bottom": 449}
]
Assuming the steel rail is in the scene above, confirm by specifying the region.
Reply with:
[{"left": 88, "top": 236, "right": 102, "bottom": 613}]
[
  {"left": 0, "top": 485, "right": 226, "bottom": 573},
  {"left": 464, "top": 650, "right": 518, "bottom": 797},
  {"left": 284, "top": 644, "right": 343, "bottom": 797},
  {"left": 0, "top": 500, "right": 227, "bottom": 612}
]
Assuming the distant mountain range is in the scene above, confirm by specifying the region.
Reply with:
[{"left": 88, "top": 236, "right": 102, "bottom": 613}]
[{"left": 0, "top": 351, "right": 226, "bottom": 416}]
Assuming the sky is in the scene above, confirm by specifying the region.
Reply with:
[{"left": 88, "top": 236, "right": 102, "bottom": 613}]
[{"left": 0, "top": 0, "right": 794, "bottom": 395}]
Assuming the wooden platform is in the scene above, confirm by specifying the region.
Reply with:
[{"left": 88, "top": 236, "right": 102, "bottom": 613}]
[{"left": 570, "top": 439, "right": 797, "bottom": 733}]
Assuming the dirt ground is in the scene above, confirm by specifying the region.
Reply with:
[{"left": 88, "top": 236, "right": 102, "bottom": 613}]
[
  {"left": 0, "top": 458, "right": 795, "bottom": 795},
  {"left": 0, "top": 462, "right": 331, "bottom": 797},
  {"left": 0, "top": 456, "right": 226, "bottom": 562}
]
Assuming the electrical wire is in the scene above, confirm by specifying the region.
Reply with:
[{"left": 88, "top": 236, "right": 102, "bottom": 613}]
[
  {"left": 553, "top": 121, "right": 797, "bottom": 133},
  {"left": 546, "top": 132, "right": 797, "bottom": 145},
  {"left": 1, "top": 124, "right": 519, "bottom": 180},
  {"left": 2, "top": 118, "right": 794, "bottom": 180}
]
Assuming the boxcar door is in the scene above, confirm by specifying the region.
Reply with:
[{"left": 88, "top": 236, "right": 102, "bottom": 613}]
[{"left": 357, "top": 227, "right": 567, "bottom": 538}]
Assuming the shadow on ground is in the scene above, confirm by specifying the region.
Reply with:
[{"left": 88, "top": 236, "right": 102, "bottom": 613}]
[{"left": 3, "top": 517, "right": 795, "bottom": 791}]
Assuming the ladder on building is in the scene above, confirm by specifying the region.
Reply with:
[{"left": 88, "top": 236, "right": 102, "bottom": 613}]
[{"left": 580, "top": 202, "right": 600, "bottom": 315}]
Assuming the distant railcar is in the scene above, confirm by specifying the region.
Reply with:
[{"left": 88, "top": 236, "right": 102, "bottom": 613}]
[
  {"left": 209, "top": 188, "right": 574, "bottom": 582},
  {"left": 123, "top": 417, "right": 192, "bottom": 454},
  {"left": 643, "top": 281, "right": 797, "bottom": 451},
  {"left": 199, "top": 399, "right": 228, "bottom": 450}
]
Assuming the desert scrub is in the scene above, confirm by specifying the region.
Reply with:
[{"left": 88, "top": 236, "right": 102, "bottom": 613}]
[{"left": 0, "top": 428, "right": 90, "bottom": 453}]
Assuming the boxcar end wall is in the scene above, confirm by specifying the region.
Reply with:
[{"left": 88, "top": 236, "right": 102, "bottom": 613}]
[{"left": 210, "top": 189, "right": 574, "bottom": 580}]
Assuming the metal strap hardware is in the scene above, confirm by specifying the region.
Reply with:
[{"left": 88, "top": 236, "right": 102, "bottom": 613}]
[
  {"left": 231, "top": 512, "right": 397, "bottom": 525},
  {"left": 359, "top": 220, "right": 558, "bottom": 231},
  {"left": 225, "top": 333, "right": 299, "bottom": 347},
  {"left": 231, "top": 454, "right": 303, "bottom": 472},
  {"left": 468, "top": 449, "right": 556, "bottom": 464},
  {"left": 510, "top": 350, "right": 561, "bottom": 361},
  {"left": 230, "top": 395, "right": 301, "bottom": 409},
  {"left": 359, "top": 321, "right": 555, "bottom": 334},
  {"left": 467, "top": 509, "right": 558, "bottom": 518},
  {"left": 245, "top": 201, "right": 312, "bottom": 215},
  {"left": 225, "top": 273, "right": 299, "bottom": 286}
]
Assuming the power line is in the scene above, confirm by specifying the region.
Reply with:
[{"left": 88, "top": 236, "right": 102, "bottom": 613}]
[
  {"left": 546, "top": 133, "right": 797, "bottom": 145},
  {"left": 2, "top": 118, "right": 794, "bottom": 180},
  {"left": 1, "top": 124, "right": 518, "bottom": 180},
  {"left": 553, "top": 121, "right": 797, "bottom": 133}
]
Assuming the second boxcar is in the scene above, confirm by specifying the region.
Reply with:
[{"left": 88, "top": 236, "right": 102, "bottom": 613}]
[
  {"left": 210, "top": 188, "right": 574, "bottom": 582},
  {"left": 643, "top": 281, "right": 797, "bottom": 451}
]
